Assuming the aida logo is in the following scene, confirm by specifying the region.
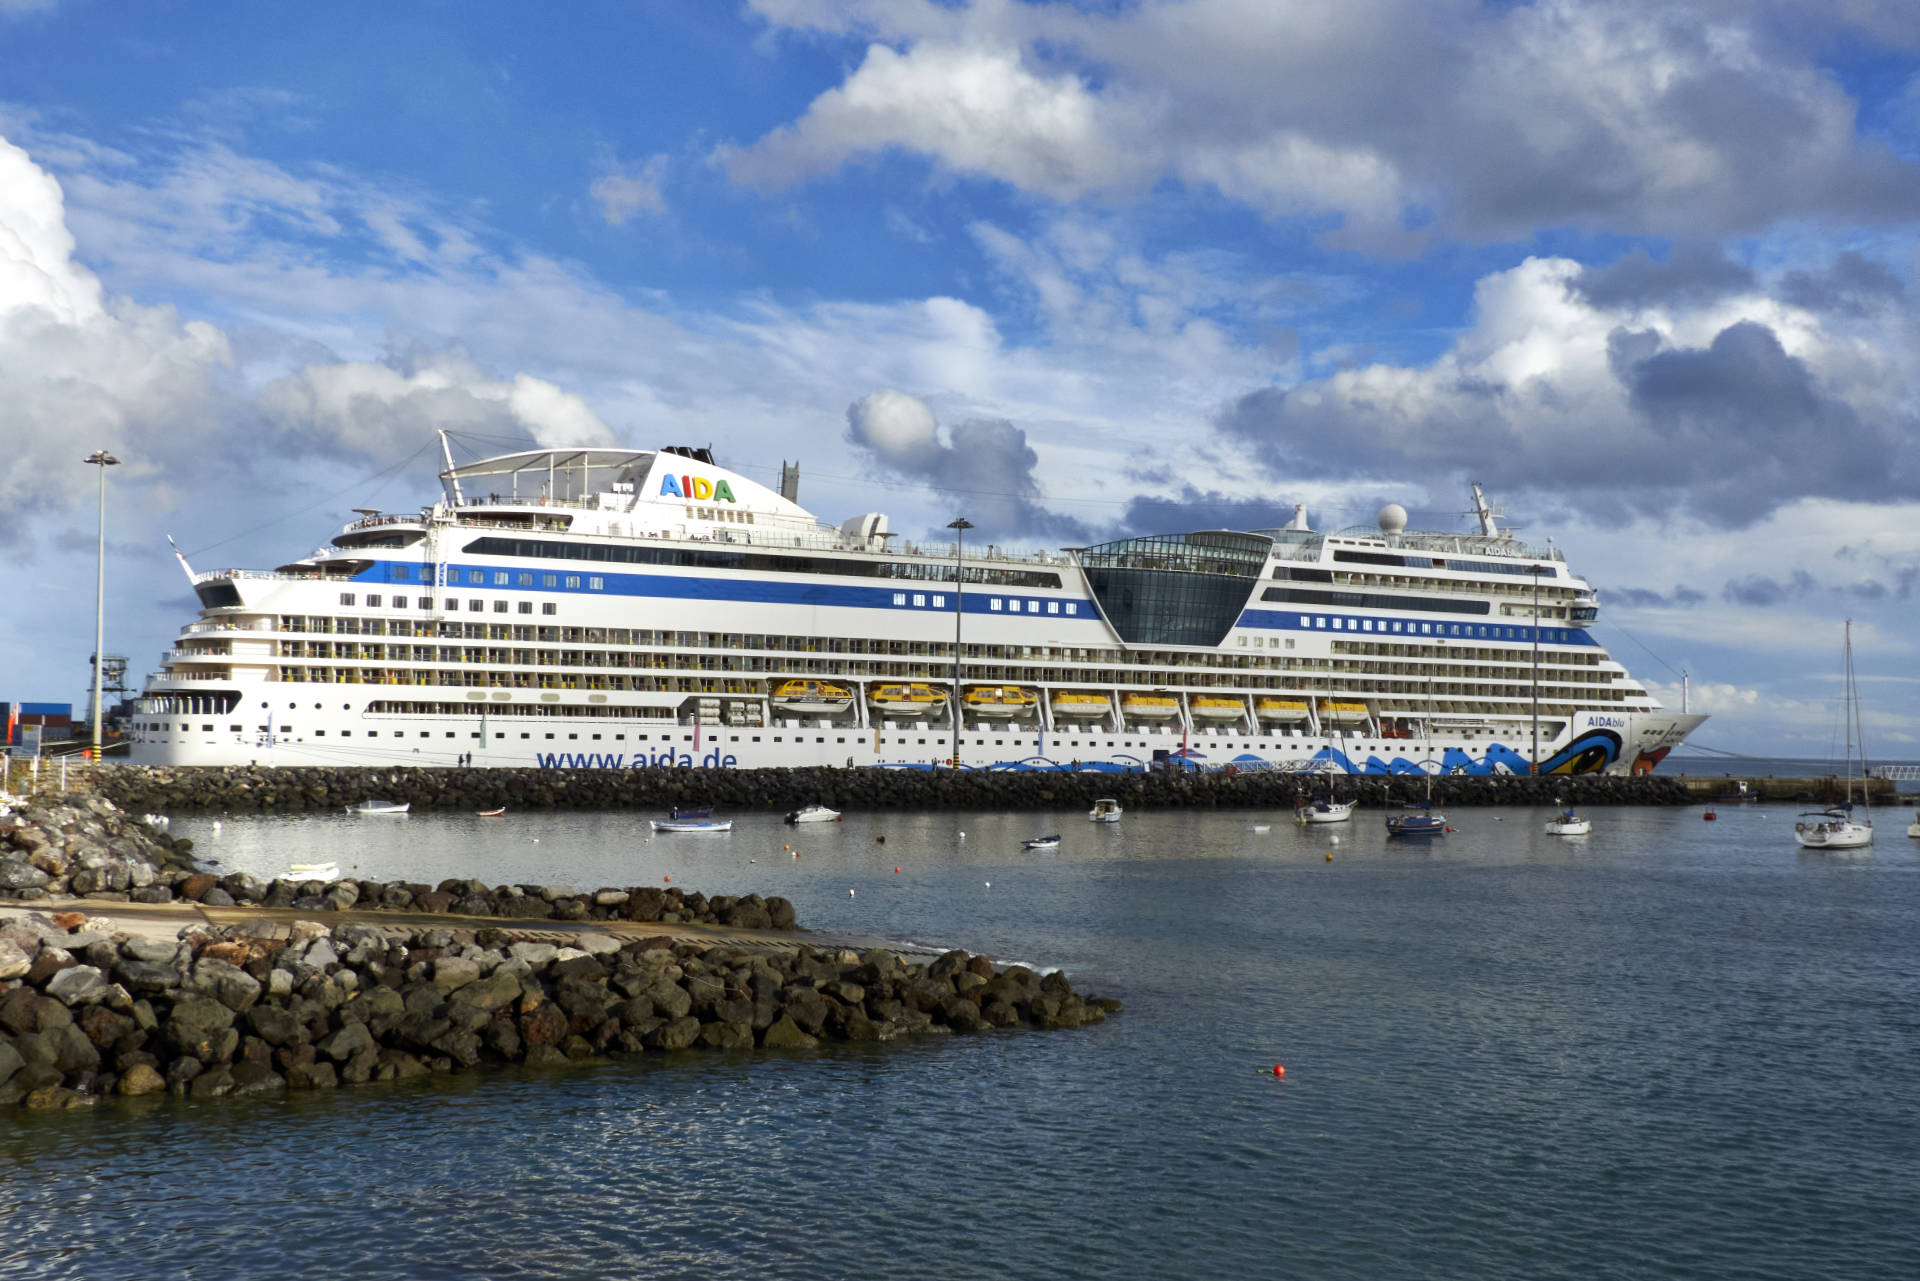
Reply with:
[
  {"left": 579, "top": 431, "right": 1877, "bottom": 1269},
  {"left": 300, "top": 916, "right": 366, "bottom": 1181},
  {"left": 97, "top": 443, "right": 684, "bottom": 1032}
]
[{"left": 659, "top": 473, "right": 737, "bottom": 502}]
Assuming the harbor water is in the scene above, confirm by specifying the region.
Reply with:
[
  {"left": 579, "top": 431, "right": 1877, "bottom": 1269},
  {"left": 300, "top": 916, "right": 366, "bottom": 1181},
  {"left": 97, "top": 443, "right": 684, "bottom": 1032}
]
[{"left": 8, "top": 799, "right": 1920, "bottom": 1279}]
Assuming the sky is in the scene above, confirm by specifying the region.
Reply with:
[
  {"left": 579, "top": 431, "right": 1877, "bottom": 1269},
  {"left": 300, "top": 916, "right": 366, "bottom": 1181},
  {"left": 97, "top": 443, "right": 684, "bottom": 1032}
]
[{"left": 3, "top": 0, "right": 1918, "bottom": 760}]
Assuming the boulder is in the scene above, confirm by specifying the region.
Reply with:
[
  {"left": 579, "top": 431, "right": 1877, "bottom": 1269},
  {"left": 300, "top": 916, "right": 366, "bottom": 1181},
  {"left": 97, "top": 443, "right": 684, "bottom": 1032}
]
[{"left": 759, "top": 1015, "right": 818, "bottom": 1049}]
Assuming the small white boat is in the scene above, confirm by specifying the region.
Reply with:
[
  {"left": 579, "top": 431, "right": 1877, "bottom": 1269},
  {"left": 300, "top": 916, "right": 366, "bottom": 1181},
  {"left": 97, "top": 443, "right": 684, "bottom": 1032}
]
[
  {"left": 1905, "top": 809, "right": 1920, "bottom": 839},
  {"left": 651, "top": 818, "right": 734, "bottom": 833},
  {"left": 1795, "top": 625, "right": 1874, "bottom": 851},
  {"left": 1088, "top": 798, "right": 1123, "bottom": 824},
  {"left": 1022, "top": 834, "right": 1061, "bottom": 851},
  {"left": 347, "top": 799, "right": 410, "bottom": 815},
  {"left": 785, "top": 804, "right": 842, "bottom": 824},
  {"left": 288, "top": 861, "right": 340, "bottom": 882},
  {"left": 1296, "top": 798, "right": 1354, "bottom": 824},
  {"left": 476, "top": 807, "right": 506, "bottom": 818},
  {"left": 1545, "top": 810, "right": 1592, "bottom": 836}
]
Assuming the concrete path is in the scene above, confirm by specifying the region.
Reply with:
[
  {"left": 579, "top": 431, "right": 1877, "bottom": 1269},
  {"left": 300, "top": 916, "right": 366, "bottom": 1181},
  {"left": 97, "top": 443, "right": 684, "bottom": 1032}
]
[{"left": 1, "top": 897, "right": 952, "bottom": 961}]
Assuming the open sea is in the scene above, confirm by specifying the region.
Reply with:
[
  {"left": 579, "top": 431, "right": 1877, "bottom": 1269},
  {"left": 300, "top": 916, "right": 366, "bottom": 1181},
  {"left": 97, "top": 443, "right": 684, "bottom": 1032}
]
[{"left": 8, "top": 791, "right": 1920, "bottom": 1280}]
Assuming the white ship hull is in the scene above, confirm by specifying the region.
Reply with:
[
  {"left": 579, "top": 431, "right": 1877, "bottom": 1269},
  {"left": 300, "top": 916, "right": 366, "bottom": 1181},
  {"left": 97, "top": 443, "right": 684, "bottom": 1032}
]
[{"left": 129, "top": 444, "right": 1705, "bottom": 778}]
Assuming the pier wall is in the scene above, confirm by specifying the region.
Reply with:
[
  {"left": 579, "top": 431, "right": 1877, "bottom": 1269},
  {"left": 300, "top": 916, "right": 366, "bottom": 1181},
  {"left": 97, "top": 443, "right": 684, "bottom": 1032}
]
[{"left": 75, "top": 764, "right": 1704, "bottom": 814}]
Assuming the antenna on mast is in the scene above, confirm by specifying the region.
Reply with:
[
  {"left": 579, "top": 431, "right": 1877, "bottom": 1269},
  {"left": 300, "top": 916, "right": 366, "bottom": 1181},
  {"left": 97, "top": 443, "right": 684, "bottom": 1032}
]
[
  {"left": 438, "top": 429, "right": 465, "bottom": 506},
  {"left": 1467, "top": 481, "right": 1505, "bottom": 537}
]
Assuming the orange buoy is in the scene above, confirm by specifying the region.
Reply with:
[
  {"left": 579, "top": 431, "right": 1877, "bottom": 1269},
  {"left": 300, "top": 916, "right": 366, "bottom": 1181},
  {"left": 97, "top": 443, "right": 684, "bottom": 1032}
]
[
  {"left": 663, "top": 874, "right": 670, "bottom": 882},
  {"left": 894, "top": 866, "right": 901, "bottom": 874}
]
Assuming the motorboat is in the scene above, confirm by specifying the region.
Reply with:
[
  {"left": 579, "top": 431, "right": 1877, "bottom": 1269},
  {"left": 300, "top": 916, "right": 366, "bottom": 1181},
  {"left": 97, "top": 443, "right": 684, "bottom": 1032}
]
[
  {"left": 1386, "top": 804, "right": 1449, "bottom": 838},
  {"left": 287, "top": 861, "right": 340, "bottom": 882},
  {"left": 347, "top": 799, "right": 409, "bottom": 815},
  {"left": 1908, "top": 810, "right": 1920, "bottom": 839},
  {"left": 963, "top": 685, "right": 1038, "bottom": 718},
  {"left": 651, "top": 818, "right": 734, "bottom": 833},
  {"left": 476, "top": 807, "right": 506, "bottom": 817},
  {"left": 1544, "top": 810, "right": 1592, "bottom": 836},
  {"left": 1022, "top": 834, "right": 1061, "bottom": 850},
  {"left": 1120, "top": 693, "right": 1179, "bottom": 720},
  {"left": 1189, "top": 696, "right": 1246, "bottom": 722},
  {"left": 1088, "top": 797, "right": 1123, "bottom": 823},
  {"left": 770, "top": 678, "right": 854, "bottom": 715},
  {"left": 867, "top": 683, "right": 946, "bottom": 716},
  {"left": 785, "top": 804, "right": 842, "bottom": 824},
  {"left": 1295, "top": 797, "right": 1354, "bottom": 824}
]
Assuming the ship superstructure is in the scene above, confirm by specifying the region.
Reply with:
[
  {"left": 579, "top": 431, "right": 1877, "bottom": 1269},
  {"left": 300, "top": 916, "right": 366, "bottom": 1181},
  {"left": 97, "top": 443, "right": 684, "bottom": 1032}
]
[{"left": 131, "top": 443, "right": 1704, "bottom": 774}]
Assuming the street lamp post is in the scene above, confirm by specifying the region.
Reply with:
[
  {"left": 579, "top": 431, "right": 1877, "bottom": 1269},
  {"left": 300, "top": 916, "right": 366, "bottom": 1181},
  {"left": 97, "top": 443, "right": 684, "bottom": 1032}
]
[
  {"left": 85, "top": 449, "right": 121, "bottom": 758},
  {"left": 947, "top": 517, "right": 972, "bottom": 769}
]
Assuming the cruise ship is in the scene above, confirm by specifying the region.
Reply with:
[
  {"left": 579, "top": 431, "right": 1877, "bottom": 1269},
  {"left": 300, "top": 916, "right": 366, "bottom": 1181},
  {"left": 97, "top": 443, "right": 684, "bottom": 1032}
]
[{"left": 130, "top": 439, "right": 1705, "bottom": 774}]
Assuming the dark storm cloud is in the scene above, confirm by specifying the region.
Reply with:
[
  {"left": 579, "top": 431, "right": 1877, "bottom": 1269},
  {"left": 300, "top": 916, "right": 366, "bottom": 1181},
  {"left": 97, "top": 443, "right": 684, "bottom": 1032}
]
[
  {"left": 1607, "top": 585, "right": 1707, "bottom": 608},
  {"left": 1216, "top": 314, "right": 1914, "bottom": 530},
  {"left": 1723, "top": 570, "right": 1817, "bottom": 606},
  {"left": 1778, "top": 252, "right": 1906, "bottom": 317},
  {"left": 1572, "top": 244, "right": 1756, "bottom": 309},
  {"left": 844, "top": 390, "right": 1091, "bottom": 544},
  {"left": 1113, "top": 488, "right": 1305, "bottom": 539}
]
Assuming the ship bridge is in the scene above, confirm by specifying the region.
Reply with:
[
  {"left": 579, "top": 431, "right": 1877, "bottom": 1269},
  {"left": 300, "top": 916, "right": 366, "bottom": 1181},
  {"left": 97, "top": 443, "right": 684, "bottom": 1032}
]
[{"left": 1073, "top": 530, "right": 1272, "bottom": 647}]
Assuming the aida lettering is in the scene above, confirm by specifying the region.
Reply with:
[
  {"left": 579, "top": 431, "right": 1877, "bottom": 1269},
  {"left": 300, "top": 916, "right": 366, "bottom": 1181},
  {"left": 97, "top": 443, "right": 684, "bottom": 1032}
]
[{"left": 659, "top": 474, "right": 737, "bottom": 502}]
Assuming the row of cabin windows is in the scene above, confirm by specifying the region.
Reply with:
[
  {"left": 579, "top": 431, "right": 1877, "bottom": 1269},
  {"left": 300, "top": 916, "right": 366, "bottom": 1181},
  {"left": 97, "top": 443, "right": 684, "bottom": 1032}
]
[{"left": 340, "top": 593, "right": 557, "bottom": 615}]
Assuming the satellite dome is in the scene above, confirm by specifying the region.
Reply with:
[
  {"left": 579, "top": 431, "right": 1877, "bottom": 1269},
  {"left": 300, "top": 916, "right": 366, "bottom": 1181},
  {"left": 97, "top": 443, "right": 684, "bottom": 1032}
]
[{"left": 1377, "top": 503, "right": 1408, "bottom": 533}]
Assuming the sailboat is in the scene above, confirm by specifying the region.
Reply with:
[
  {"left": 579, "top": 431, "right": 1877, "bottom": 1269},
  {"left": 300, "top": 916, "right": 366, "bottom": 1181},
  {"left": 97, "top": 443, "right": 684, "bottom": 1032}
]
[
  {"left": 1794, "top": 621, "right": 1873, "bottom": 851},
  {"left": 1388, "top": 682, "right": 1448, "bottom": 838}
]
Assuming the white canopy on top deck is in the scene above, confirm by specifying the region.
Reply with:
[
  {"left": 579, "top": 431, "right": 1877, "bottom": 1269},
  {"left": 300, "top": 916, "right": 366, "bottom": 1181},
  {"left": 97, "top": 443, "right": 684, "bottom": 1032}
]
[{"left": 437, "top": 441, "right": 817, "bottom": 523}]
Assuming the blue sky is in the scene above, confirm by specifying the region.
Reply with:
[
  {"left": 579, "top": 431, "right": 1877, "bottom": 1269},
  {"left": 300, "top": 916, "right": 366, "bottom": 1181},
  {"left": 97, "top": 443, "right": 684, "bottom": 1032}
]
[{"left": 3, "top": 0, "right": 1918, "bottom": 759}]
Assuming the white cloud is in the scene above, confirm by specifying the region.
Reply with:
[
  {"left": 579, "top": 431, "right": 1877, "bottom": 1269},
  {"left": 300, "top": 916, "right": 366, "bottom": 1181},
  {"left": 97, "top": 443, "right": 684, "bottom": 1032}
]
[
  {"left": 591, "top": 154, "right": 668, "bottom": 225},
  {"left": 729, "top": 0, "right": 1920, "bottom": 248}
]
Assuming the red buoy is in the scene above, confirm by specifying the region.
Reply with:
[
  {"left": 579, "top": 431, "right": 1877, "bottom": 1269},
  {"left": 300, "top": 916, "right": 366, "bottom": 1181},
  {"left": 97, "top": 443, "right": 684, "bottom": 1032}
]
[
  {"left": 1704, "top": 809, "right": 1717, "bottom": 821},
  {"left": 1272, "top": 1064, "right": 1286, "bottom": 1077}
]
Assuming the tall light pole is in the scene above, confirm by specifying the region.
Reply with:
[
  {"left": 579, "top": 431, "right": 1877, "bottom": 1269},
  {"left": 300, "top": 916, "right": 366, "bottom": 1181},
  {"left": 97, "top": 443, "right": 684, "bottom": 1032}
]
[
  {"left": 947, "top": 517, "right": 972, "bottom": 769},
  {"left": 86, "top": 450, "right": 121, "bottom": 758}
]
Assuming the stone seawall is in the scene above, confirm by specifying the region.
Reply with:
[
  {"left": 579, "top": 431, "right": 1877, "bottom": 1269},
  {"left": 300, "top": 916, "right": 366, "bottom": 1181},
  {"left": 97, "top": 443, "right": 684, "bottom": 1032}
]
[
  {"left": 87, "top": 764, "right": 1696, "bottom": 814},
  {"left": 0, "top": 911, "right": 1118, "bottom": 1110}
]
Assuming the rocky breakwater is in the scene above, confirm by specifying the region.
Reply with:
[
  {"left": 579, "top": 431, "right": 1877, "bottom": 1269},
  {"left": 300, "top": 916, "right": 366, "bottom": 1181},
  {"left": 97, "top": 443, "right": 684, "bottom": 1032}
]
[
  {"left": 0, "top": 795, "right": 198, "bottom": 902},
  {"left": 0, "top": 913, "right": 1121, "bottom": 1110},
  {"left": 94, "top": 764, "right": 1695, "bottom": 815}
]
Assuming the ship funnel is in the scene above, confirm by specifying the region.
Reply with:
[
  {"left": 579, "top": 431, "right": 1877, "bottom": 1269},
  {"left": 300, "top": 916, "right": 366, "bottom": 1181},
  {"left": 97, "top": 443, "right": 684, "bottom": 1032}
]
[{"left": 1285, "top": 503, "right": 1310, "bottom": 532}]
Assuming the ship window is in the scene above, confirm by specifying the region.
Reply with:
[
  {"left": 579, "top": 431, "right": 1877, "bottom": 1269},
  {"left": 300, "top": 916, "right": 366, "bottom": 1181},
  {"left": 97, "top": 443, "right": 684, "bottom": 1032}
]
[
  {"left": 1066, "top": 604, "right": 1077, "bottom": 615},
  {"left": 932, "top": 595, "right": 945, "bottom": 608},
  {"left": 519, "top": 602, "right": 533, "bottom": 614},
  {"left": 543, "top": 574, "right": 558, "bottom": 587},
  {"left": 1047, "top": 602, "right": 1059, "bottom": 614},
  {"left": 420, "top": 598, "right": 433, "bottom": 609},
  {"left": 395, "top": 568, "right": 410, "bottom": 580},
  {"left": 520, "top": 733, "right": 529, "bottom": 739},
  {"left": 991, "top": 599, "right": 1003, "bottom": 611},
  {"left": 367, "top": 594, "right": 382, "bottom": 607},
  {"left": 590, "top": 577, "right": 603, "bottom": 590},
  {"left": 314, "top": 730, "right": 324, "bottom": 736},
  {"left": 470, "top": 599, "right": 484, "bottom": 611},
  {"left": 565, "top": 576, "right": 580, "bottom": 589},
  {"left": 494, "top": 572, "right": 508, "bottom": 585},
  {"left": 280, "top": 726, "right": 290, "bottom": 733},
  {"left": 494, "top": 601, "right": 508, "bottom": 613},
  {"left": 913, "top": 594, "right": 926, "bottom": 607},
  {"left": 543, "top": 603, "right": 557, "bottom": 615},
  {"left": 229, "top": 725, "right": 241, "bottom": 732},
  {"left": 1028, "top": 601, "right": 1040, "bottom": 613},
  {"left": 518, "top": 573, "right": 533, "bottom": 586},
  {"left": 339, "top": 593, "right": 355, "bottom": 606}
]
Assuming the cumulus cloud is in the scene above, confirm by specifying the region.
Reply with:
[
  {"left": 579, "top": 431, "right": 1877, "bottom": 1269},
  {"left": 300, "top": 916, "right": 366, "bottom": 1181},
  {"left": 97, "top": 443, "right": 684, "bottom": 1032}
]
[
  {"left": 729, "top": 0, "right": 1920, "bottom": 250},
  {"left": 0, "top": 135, "right": 232, "bottom": 524},
  {"left": 845, "top": 388, "right": 1089, "bottom": 542},
  {"left": 591, "top": 154, "right": 669, "bottom": 225},
  {"left": 1214, "top": 252, "right": 1919, "bottom": 528},
  {"left": 259, "top": 347, "right": 617, "bottom": 457}
]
